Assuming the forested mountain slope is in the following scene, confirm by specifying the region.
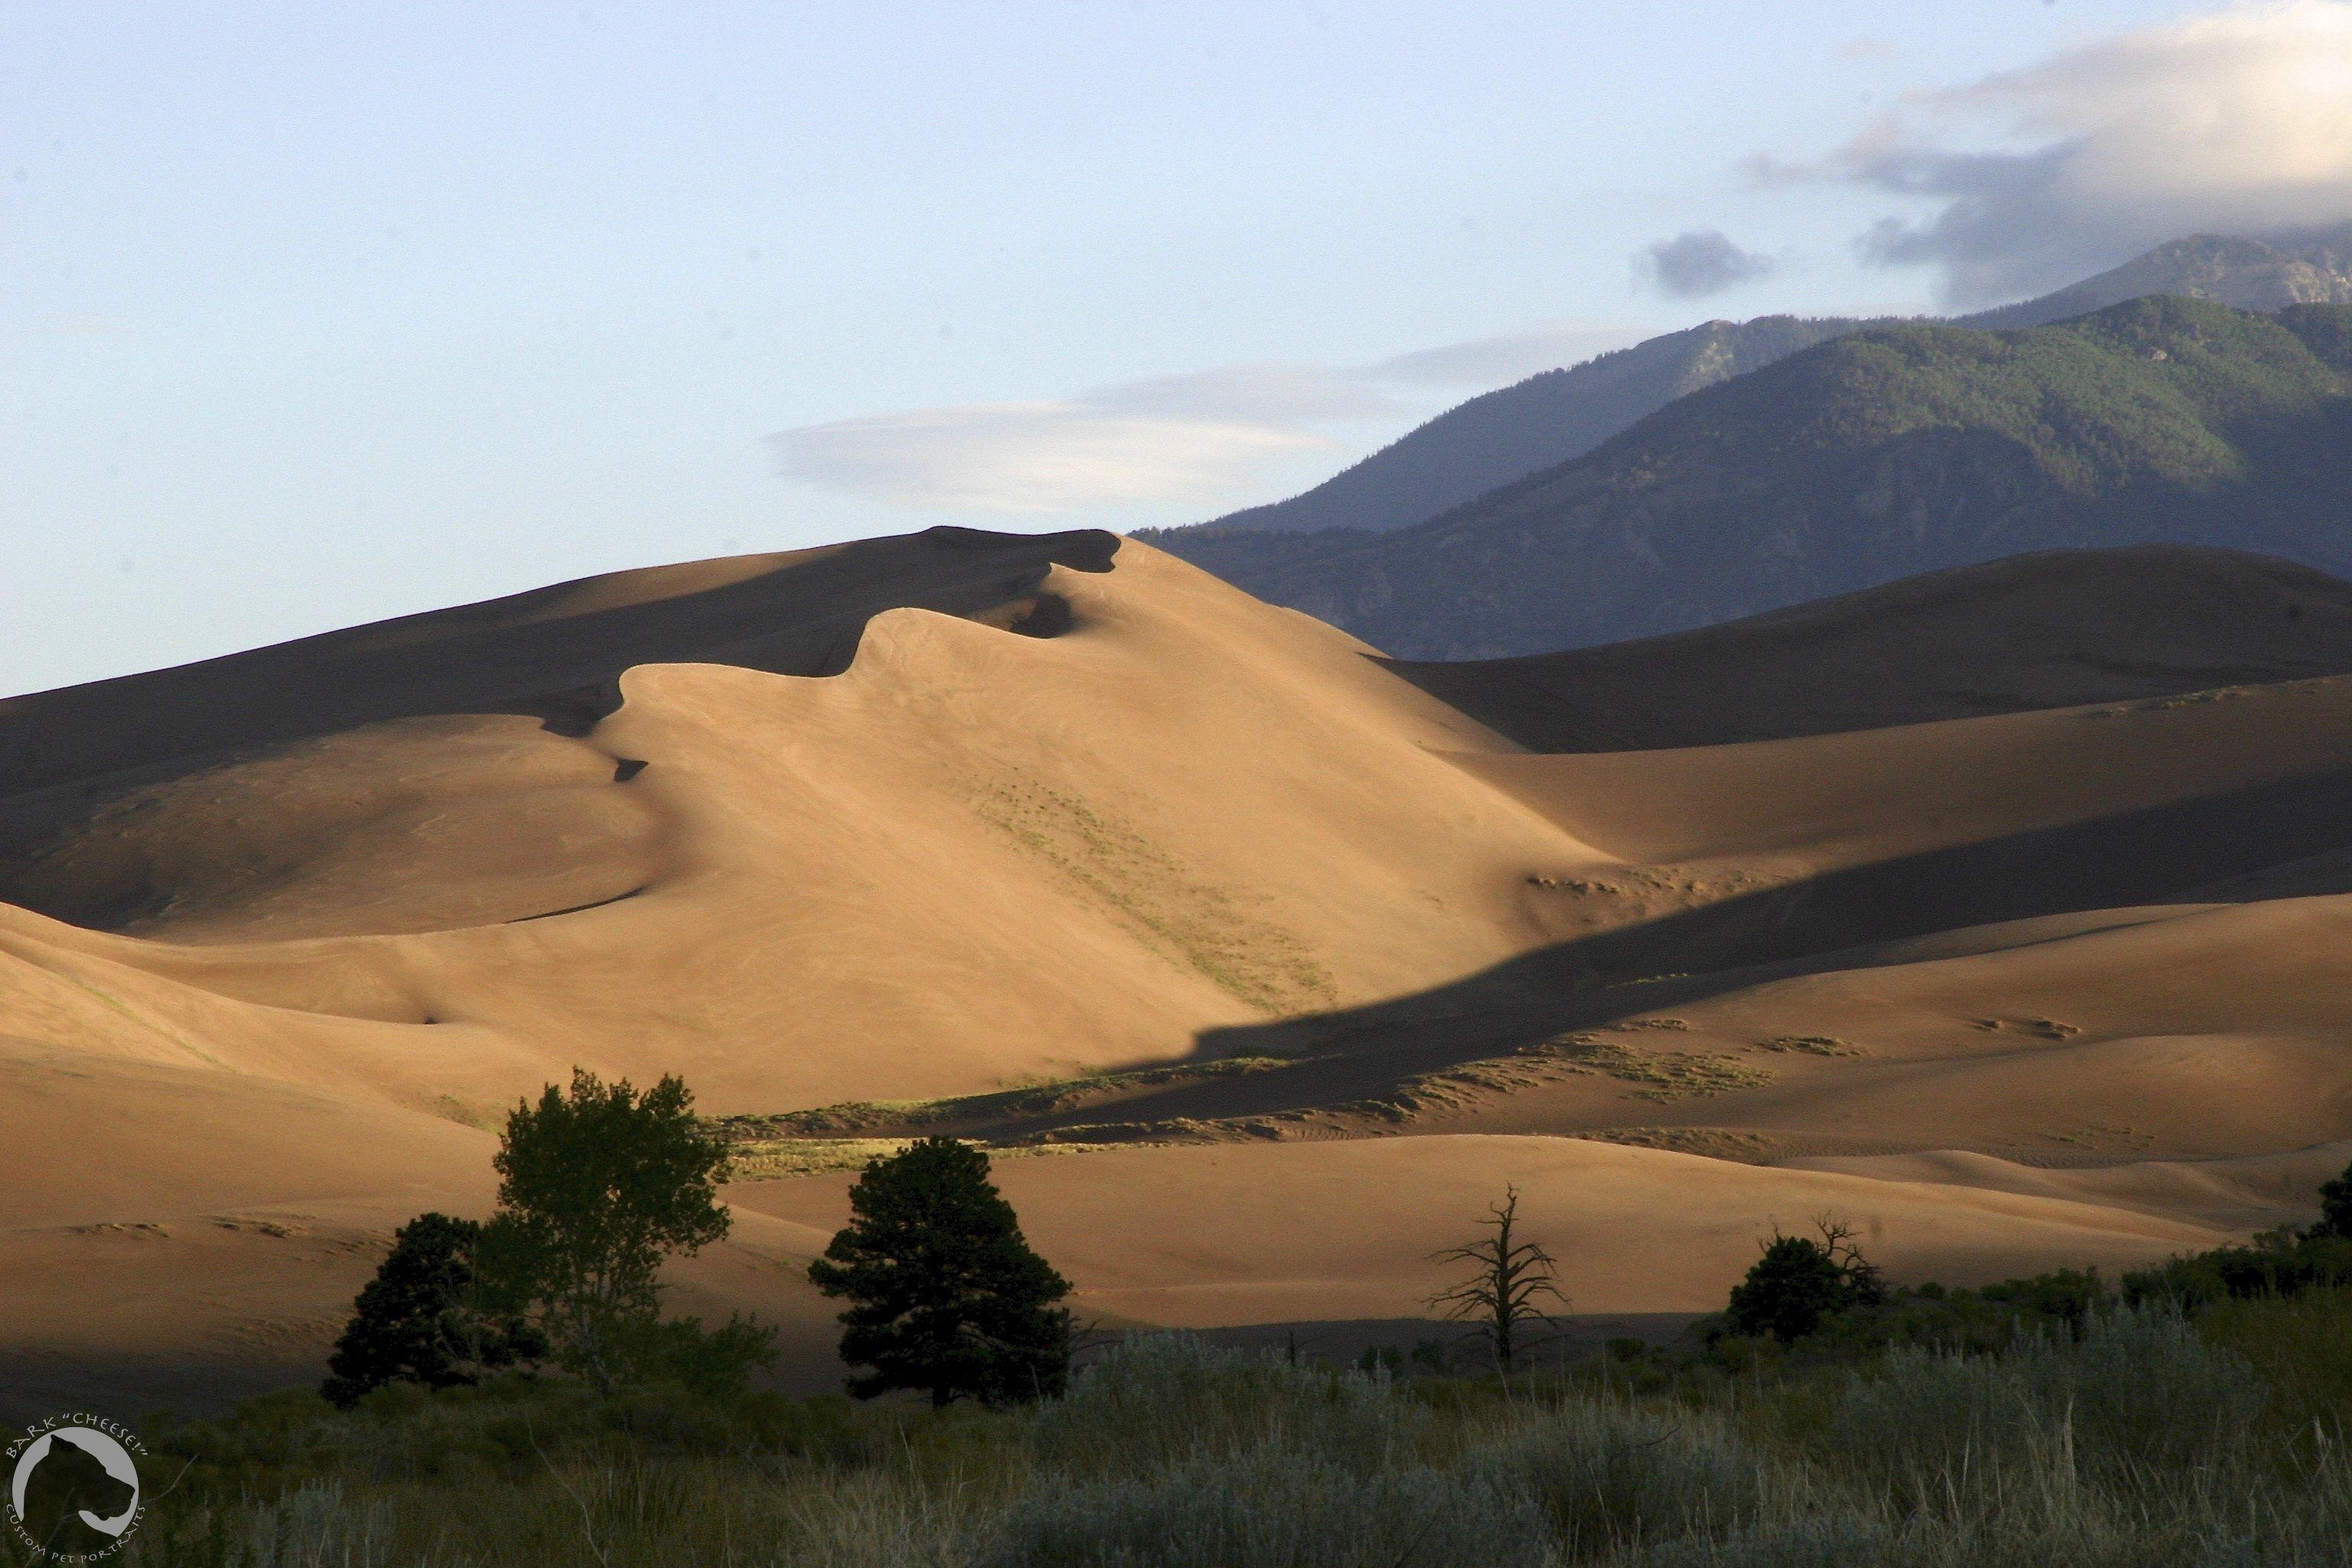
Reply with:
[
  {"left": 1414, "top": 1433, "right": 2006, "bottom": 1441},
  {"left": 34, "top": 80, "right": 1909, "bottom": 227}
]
[{"left": 1165, "top": 298, "right": 2352, "bottom": 658}]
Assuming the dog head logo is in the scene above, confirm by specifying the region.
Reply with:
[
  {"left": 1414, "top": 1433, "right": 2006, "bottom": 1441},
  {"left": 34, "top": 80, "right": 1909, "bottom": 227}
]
[{"left": 7, "top": 1419, "right": 144, "bottom": 1560}]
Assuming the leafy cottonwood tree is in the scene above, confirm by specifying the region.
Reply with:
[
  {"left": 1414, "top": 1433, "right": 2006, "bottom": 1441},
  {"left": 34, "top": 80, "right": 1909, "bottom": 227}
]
[
  {"left": 1724, "top": 1215, "right": 1889, "bottom": 1342},
  {"left": 483, "top": 1068, "right": 733, "bottom": 1387},
  {"left": 322, "top": 1212, "right": 544, "bottom": 1407},
  {"left": 1427, "top": 1185, "right": 1569, "bottom": 1374},
  {"left": 808, "top": 1138, "right": 1072, "bottom": 1406}
]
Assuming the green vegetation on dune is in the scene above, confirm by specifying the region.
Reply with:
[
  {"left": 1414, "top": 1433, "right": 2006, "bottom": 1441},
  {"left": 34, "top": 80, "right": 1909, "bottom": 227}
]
[
  {"left": 969, "top": 772, "right": 1335, "bottom": 1015},
  {"left": 714, "top": 1057, "right": 1298, "bottom": 1148},
  {"left": 1163, "top": 297, "right": 2352, "bottom": 659}
]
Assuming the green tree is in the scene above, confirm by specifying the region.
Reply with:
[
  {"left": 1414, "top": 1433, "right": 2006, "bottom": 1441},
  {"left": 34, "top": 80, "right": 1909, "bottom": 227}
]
[
  {"left": 1724, "top": 1215, "right": 1889, "bottom": 1342},
  {"left": 321, "top": 1212, "right": 541, "bottom": 1408},
  {"left": 808, "top": 1138, "right": 1073, "bottom": 1406},
  {"left": 2311, "top": 1158, "right": 2352, "bottom": 1240},
  {"left": 1426, "top": 1185, "right": 1569, "bottom": 1374},
  {"left": 484, "top": 1068, "right": 733, "bottom": 1387}
]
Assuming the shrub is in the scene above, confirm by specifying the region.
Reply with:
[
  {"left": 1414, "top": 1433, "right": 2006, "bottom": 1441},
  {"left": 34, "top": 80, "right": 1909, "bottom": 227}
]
[
  {"left": 1640, "top": 1516, "right": 1891, "bottom": 1568},
  {"left": 1814, "top": 1305, "right": 2265, "bottom": 1494},
  {"left": 2122, "top": 1235, "right": 2352, "bottom": 1308},
  {"left": 980, "top": 1448, "right": 1547, "bottom": 1568},
  {"left": 1030, "top": 1334, "right": 1429, "bottom": 1481},
  {"left": 1724, "top": 1221, "right": 1885, "bottom": 1344},
  {"left": 1469, "top": 1398, "right": 1785, "bottom": 1554},
  {"left": 602, "top": 1313, "right": 779, "bottom": 1400}
]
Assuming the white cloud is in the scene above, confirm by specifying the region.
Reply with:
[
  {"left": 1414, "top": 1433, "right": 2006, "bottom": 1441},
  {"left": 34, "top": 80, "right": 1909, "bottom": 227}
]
[
  {"left": 772, "top": 322, "right": 1645, "bottom": 514},
  {"left": 1831, "top": 0, "right": 2352, "bottom": 305},
  {"left": 1082, "top": 362, "right": 1394, "bottom": 423}
]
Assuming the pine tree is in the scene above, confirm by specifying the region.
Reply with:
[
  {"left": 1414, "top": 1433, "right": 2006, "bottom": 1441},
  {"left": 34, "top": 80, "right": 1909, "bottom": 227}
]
[
  {"left": 321, "top": 1212, "right": 541, "bottom": 1407},
  {"left": 808, "top": 1138, "right": 1072, "bottom": 1406}
]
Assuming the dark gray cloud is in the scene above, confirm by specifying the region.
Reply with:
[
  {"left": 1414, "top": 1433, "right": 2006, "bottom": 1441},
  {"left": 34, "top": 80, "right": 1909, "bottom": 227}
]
[{"left": 1636, "top": 230, "right": 1776, "bottom": 298}]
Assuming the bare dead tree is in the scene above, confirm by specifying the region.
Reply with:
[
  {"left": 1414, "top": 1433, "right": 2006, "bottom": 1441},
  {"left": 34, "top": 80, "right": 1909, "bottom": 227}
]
[
  {"left": 1809, "top": 1212, "right": 1887, "bottom": 1306},
  {"left": 1426, "top": 1185, "right": 1570, "bottom": 1374}
]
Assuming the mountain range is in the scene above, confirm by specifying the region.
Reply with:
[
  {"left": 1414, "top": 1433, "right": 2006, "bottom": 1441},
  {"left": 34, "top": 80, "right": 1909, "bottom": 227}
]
[
  {"left": 1164, "top": 226, "right": 2352, "bottom": 545},
  {"left": 1158, "top": 295, "right": 2352, "bottom": 658}
]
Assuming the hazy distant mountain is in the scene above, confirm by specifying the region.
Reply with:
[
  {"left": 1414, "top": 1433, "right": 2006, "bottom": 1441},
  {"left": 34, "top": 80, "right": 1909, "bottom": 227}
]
[
  {"left": 1960, "top": 227, "right": 2352, "bottom": 332},
  {"left": 1165, "top": 296, "right": 2352, "bottom": 658},
  {"left": 1162, "top": 225, "right": 2352, "bottom": 544},
  {"left": 1194, "top": 316, "right": 1881, "bottom": 537}
]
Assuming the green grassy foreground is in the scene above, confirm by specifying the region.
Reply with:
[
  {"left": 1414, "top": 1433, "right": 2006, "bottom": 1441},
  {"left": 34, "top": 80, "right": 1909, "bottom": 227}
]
[{"left": 24, "top": 1290, "right": 2352, "bottom": 1568}]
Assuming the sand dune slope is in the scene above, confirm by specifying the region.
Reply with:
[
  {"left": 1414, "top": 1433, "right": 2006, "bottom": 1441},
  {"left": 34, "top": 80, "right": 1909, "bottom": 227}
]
[
  {"left": 0, "top": 536, "right": 1615, "bottom": 1108},
  {"left": 0, "top": 1041, "right": 840, "bottom": 1424},
  {"left": 4, "top": 532, "right": 2350, "bottom": 1411},
  {"left": 1391, "top": 547, "right": 2352, "bottom": 751}
]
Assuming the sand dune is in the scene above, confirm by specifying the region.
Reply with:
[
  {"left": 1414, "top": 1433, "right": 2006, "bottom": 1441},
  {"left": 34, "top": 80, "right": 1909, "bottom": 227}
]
[
  {"left": 0, "top": 534, "right": 1606, "bottom": 1116},
  {"left": 1780, "top": 1143, "right": 2352, "bottom": 1233},
  {"left": 1393, "top": 547, "right": 2352, "bottom": 751},
  {"left": 730, "top": 1137, "right": 2233, "bottom": 1327},
  {"left": 0, "top": 1041, "right": 841, "bottom": 1424},
  {"left": 2, "top": 530, "right": 2348, "bottom": 1410}
]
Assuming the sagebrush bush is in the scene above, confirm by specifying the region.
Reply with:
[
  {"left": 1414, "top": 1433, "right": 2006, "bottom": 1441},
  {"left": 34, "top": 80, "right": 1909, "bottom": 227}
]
[
  {"left": 1638, "top": 1515, "right": 1892, "bottom": 1568},
  {"left": 1469, "top": 1396, "right": 1791, "bottom": 1554},
  {"left": 1816, "top": 1304, "right": 2264, "bottom": 1495},
  {"left": 59, "top": 1304, "right": 2352, "bottom": 1568},
  {"left": 982, "top": 1447, "right": 1547, "bottom": 1568},
  {"left": 1028, "top": 1333, "right": 1431, "bottom": 1480}
]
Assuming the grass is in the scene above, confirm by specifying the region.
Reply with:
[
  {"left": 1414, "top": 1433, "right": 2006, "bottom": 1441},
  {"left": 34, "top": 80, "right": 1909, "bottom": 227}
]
[
  {"left": 48, "top": 1297, "right": 2352, "bottom": 1566},
  {"left": 723, "top": 1137, "right": 1178, "bottom": 1179},
  {"left": 969, "top": 770, "right": 1334, "bottom": 1015},
  {"left": 1575, "top": 1126, "right": 1784, "bottom": 1160},
  {"left": 1339, "top": 1024, "right": 1782, "bottom": 1128},
  {"left": 1548, "top": 1036, "right": 1775, "bottom": 1102},
  {"left": 722, "top": 1138, "right": 918, "bottom": 1178},
  {"left": 717, "top": 1059, "right": 1297, "bottom": 1143},
  {"left": 1754, "top": 1036, "right": 1866, "bottom": 1057}
]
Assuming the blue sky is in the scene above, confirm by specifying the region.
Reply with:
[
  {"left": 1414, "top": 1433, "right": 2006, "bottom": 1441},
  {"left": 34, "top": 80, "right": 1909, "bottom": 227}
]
[{"left": 8, "top": 2, "right": 2351, "bottom": 693}]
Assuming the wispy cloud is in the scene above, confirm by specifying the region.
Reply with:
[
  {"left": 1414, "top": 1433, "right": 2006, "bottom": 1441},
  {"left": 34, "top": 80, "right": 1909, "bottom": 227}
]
[
  {"left": 1367, "top": 320, "right": 1642, "bottom": 386},
  {"left": 1635, "top": 230, "right": 1777, "bottom": 299},
  {"left": 772, "top": 321, "right": 1645, "bottom": 514},
  {"left": 772, "top": 399, "right": 1343, "bottom": 514},
  {"left": 1813, "top": 0, "right": 2352, "bottom": 305},
  {"left": 1836, "top": 38, "right": 1898, "bottom": 64}
]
